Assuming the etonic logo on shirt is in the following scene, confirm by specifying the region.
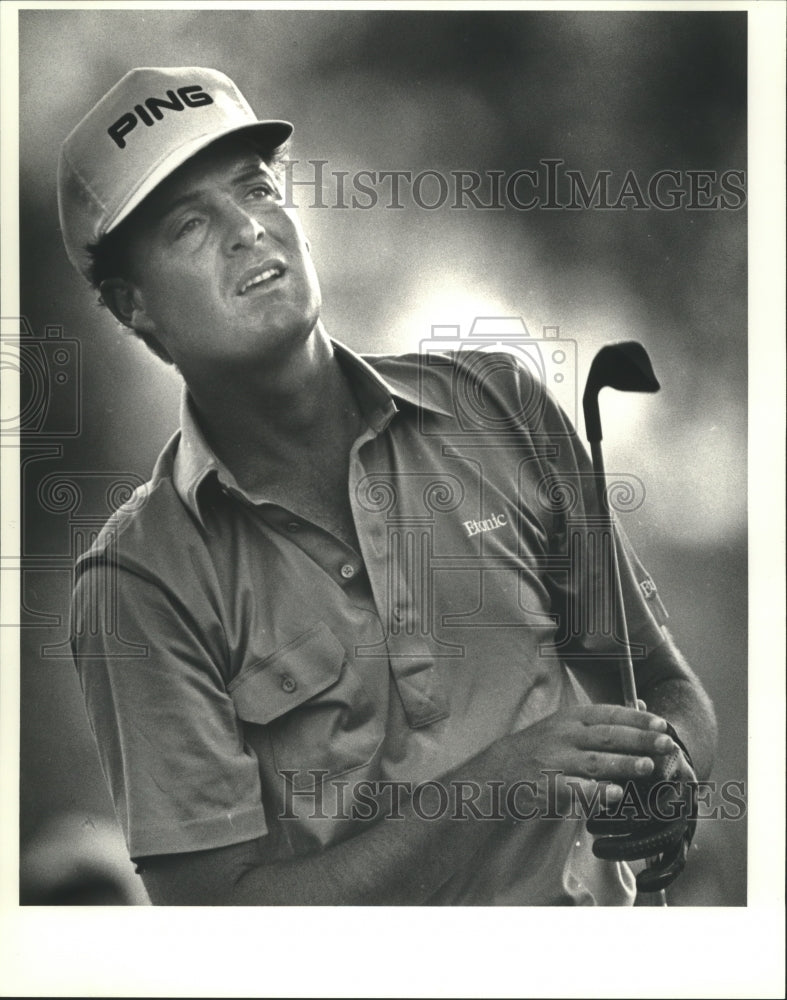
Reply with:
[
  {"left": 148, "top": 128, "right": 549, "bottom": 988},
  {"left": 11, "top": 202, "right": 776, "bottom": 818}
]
[
  {"left": 639, "top": 577, "right": 658, "bottom": 600},
  {"left": 108, "top": 86, "right": 215, "bottom": 149},
  {"left": 462, "top": 513, "right": 507, "bottom": 538}
]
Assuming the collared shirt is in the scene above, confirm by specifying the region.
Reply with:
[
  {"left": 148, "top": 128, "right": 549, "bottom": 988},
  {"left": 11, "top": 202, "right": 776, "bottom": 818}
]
[{"left": 72, "top": 341, "right": 668, "bottom": 904}]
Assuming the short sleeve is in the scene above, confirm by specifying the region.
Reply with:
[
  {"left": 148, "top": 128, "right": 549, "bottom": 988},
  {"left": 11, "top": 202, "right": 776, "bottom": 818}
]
[
  {"left": 71, "top": 559, "right": 267, "bottom": 860},
  {"left": 511, "top": 360, "right": 670, "bottom": 661},
  {"left": 613, "top": 519, "right": 669, "bottom": 640}
]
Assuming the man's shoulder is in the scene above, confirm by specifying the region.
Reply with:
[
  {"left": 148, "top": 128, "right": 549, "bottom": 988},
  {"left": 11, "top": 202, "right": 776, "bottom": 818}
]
[
  {"left": 363, "top": 347, "right": 547, "bottom": 419},
  {"left": 363, "top": 347, "right": 534, "bottom": 413},
  {"left": 363, "top": 347, "right": 528, "bottom": 377},
  {"left": 75, "top": 431, "right": 192, "bottom": 576}
]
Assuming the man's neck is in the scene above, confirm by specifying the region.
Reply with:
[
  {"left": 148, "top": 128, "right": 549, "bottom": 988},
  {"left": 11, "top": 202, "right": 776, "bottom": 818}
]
[{"left": 182, "top": 322, "right": 362, "bottom": 494}]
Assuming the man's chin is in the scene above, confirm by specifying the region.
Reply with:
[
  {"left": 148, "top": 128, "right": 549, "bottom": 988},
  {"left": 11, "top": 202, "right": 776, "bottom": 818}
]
[{"left": 232, "top": 311, "right": 324, "bottom": 362}]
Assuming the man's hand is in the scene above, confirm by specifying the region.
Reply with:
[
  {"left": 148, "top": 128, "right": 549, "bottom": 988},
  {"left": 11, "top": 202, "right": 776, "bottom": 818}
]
[
  {"left": 505, "top": 702, "right": 679, "bottom": 810},
  {"left": 585, "top": 719, "right": 698, "bottom": 893},
  {"left": 574, "top": 631, "right": 717, "bottom": 894}
]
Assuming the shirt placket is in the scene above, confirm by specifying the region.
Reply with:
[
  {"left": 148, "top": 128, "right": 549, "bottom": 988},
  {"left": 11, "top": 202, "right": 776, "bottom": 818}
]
[
  {"left": 349, "top": 425, "right": 450, "bottom": 730},
  {"left": 257, "top": 504, "right": 372, "bottom": 605}
]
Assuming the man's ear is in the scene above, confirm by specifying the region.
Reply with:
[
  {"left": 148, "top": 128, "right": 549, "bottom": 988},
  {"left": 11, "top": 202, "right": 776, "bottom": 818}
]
[{"left": 99, "top": 279, "right": 156, "bottom": 335}]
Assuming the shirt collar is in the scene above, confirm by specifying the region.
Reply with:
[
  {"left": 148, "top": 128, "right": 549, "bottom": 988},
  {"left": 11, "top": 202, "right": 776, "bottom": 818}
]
[{"left": 173, "top": 338, "right": 451, "bottom": 525}]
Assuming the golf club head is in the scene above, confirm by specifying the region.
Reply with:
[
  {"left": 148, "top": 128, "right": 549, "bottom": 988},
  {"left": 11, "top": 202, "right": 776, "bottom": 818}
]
[{"left": 583, "top": 341, "right": 660, "bottom": 442}]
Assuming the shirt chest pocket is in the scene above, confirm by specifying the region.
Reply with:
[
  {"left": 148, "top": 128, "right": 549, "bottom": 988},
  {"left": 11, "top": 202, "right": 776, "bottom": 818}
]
[{"left": 228, "top": 622, "right": 384, "bottom": 789}]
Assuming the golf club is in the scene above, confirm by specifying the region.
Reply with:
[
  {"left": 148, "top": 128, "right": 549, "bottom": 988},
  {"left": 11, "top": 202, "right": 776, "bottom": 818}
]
[
  {"left": 582, "top": 340, "right": 660, "bottom": 707},
  {"left": 582, "top": 340, "right": 665, "bottom": 906}
]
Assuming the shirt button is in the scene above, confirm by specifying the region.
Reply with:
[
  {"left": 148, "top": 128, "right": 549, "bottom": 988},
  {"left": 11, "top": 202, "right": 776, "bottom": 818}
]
[
  {"left": 287, "top": 521, "right": 300, "bottom": 532},
  {"left": 340, "top": 564, "right": 355, "bottom": 579},
  {"left": 281, "top": 674, "right": 297, "bottom": 694}
]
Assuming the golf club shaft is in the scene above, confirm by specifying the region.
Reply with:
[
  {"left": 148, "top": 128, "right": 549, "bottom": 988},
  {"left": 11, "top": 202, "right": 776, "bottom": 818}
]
[
  {"left": 589, "top": 439, "right": 668, "bottom": 907},
  {"left": 589, "top": 440, "right": 638, "bottom": 708}
]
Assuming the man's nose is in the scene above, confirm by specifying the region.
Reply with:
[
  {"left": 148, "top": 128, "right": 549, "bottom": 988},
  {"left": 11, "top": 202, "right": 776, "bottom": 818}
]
[{"left": 225, "top": 204, "right": 266, "bottom": 252}]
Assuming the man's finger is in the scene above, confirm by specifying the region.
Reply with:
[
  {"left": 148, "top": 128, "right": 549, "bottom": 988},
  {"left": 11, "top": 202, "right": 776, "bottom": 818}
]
[
  {"left": 571, "top": 750, "right": 660, "bottom": 782},
  {"left": 571, "top": 703, "right": 668, "bottom": 733},
  {"left": 575, "top": 723, "right": 675, "bottom": 757}
]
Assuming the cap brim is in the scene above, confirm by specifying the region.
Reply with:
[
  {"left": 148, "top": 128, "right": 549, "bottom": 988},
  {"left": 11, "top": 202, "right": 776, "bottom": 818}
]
[{"left": 106, "top": 119, "right": 293, "bottom": 235}]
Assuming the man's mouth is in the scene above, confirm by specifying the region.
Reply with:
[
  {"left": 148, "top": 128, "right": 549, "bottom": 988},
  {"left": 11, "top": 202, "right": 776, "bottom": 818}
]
[{"left": 237, "top": 261, "right": 286, "bottom": 295}]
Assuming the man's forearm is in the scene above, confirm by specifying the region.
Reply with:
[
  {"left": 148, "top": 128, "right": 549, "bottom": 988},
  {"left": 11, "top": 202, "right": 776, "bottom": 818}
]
[
  {"left": 636, "top": 630, "right": 718, "bottom": 780},
  {"left": 141, "top": 733, "right": 517, "bottom": 906}
]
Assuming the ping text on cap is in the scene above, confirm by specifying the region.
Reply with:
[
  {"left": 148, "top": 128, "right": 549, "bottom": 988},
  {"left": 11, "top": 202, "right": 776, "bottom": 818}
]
[{"left": 108, "top": 85, "right": 215, "bottom": 150}]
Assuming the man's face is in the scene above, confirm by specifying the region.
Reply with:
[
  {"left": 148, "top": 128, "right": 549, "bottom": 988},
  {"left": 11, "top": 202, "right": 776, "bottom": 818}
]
[{"left": 122, "top": 135, "right": 321, "bottom": 373}]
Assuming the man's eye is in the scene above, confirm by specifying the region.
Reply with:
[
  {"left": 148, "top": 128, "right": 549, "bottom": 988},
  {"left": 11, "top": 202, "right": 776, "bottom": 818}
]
[
  {"left": 247, "top": 183, "right": 278, "bottom": 201},
  {"left": 176, "top": 217, "right": 203, "bottom": 239}
]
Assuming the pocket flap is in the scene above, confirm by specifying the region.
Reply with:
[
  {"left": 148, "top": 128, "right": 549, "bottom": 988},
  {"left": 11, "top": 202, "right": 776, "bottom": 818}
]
[{"left": 229, "top": 622, "right": 345, "bottom": 724}]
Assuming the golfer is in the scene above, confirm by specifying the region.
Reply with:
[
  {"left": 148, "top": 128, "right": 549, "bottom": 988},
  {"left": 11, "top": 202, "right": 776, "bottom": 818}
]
[{"left": 61, "top": 67, "right": 717, "bottom": 905}]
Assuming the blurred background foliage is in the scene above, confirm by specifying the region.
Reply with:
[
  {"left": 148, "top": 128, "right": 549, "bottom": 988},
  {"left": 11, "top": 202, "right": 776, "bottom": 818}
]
[{"left": 18, "top": 8, "right": 746, "bottom": 904}]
